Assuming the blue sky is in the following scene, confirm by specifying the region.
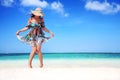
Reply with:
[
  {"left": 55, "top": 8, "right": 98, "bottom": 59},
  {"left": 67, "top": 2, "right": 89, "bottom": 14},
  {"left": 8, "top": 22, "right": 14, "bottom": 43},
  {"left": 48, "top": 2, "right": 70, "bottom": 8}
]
[{"left": 0, "top": 0, "right": 120, "bottom": 53}]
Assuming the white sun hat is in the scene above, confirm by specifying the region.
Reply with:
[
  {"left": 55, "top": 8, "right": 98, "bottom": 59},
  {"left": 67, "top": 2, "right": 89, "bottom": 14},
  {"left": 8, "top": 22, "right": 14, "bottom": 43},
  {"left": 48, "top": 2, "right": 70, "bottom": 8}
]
[{"left": 31, "top": 7, "right": 43, "bottom": 16}]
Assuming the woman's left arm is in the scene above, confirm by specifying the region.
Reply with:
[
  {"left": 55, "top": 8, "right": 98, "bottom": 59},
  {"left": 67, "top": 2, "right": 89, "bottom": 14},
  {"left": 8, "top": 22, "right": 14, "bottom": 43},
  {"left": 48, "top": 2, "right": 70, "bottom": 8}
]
[{"left": 42, "top": 27, "right": 54, "bottom": 37}]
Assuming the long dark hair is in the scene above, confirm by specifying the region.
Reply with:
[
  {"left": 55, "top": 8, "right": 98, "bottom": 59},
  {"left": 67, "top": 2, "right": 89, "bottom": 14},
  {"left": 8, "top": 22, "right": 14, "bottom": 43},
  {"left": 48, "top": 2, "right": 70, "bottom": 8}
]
[
  {"left": 31, "top": 14, "right": 43, "bottom": 19},
  {"left": 31, "top": 14, "right": 35, "bottom": 18}
]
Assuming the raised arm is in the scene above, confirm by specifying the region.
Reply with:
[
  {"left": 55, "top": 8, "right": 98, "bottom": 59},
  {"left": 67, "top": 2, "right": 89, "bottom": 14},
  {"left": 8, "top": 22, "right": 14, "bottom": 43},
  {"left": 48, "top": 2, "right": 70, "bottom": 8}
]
[
  {"left": 16, "top": 27, "right": 29, "bottom": 35},
  {"left": 40, "top": 16, "right": 54, "bottom": 37},
  {"left": 42, "top": 27, "right": 54, "bottom": 37}
]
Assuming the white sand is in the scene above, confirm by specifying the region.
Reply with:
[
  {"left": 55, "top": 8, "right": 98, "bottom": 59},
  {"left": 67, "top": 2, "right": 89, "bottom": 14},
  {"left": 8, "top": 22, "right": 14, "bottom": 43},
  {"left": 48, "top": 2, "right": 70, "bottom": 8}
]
[
  {"left": 0, "top": 67, "right": 120, "bottom": 80},
  {"left": 0, "top": 59, "right": 120, "bottom": 80}
]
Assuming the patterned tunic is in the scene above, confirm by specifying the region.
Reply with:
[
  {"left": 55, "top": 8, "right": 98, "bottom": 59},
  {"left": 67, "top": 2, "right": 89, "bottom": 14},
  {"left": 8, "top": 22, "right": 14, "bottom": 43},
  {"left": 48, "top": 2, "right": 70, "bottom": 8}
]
[{"left": 17, "top": 22, "right": 51, "bottom": 46}]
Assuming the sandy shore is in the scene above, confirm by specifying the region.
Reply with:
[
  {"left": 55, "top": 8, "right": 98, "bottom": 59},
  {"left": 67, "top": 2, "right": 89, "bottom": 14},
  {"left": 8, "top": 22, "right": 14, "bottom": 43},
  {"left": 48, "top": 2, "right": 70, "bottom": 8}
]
[
  {"left": 0, "top": 59, "right": 120, "bottom": 80},
  {"left": 0, "top": 67, "right": 120, "bottom": 80}
]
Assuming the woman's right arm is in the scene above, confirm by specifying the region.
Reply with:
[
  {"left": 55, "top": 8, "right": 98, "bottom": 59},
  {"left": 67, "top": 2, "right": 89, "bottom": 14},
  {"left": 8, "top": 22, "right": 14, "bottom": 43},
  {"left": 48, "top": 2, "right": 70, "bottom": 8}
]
[{"left": 16, "top": 27, "right": 29, "bottom": 35}]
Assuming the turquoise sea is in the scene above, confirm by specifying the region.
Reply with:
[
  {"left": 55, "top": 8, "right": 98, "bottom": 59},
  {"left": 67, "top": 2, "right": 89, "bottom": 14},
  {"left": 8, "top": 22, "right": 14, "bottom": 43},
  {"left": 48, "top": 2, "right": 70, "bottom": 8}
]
[
  {"left": 0, "top": 52, "right": 120, "bottom": 60},
  {"left": 0, "top": 53, "right": 120, "bottom": 68}
]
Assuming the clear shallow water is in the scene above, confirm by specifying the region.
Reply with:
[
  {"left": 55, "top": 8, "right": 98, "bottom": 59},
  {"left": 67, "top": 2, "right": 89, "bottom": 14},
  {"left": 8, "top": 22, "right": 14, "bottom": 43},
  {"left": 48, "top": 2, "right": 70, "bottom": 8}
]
[
  {"left": 0, "top": 53, "right": 120, "bottom": 68},
  {"left": 0, "top": 53, "right": 120, "bottom": 60}
]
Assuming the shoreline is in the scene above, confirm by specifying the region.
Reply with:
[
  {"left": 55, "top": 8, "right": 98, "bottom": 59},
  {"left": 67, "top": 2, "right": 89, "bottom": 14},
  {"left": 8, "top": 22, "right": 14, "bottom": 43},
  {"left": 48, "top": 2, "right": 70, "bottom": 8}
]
[
  {"left": 1, "top": 59, "right": 120, "bottom": 69},
  {"left": 0, "top": 58, "right": 120, "bottom": 80}
]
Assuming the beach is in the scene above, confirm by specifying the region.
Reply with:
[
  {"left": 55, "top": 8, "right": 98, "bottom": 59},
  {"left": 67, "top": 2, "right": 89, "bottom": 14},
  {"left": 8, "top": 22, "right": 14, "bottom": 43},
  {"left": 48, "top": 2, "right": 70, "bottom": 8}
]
[
  {"left": 0, "top": 59, "right": 120, "bottom": 80},
  {"left": 0, "top": 67, "right": 120, "bottom": 80},
  {"left": 0, "top": 53, "right": 120, "bottom": 80}
]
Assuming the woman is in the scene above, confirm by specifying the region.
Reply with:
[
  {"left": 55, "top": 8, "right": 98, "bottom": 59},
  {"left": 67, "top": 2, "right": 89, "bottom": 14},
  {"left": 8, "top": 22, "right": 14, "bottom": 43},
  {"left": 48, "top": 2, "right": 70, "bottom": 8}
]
[{"left": 16, "top": 8, "right": 54, "bottom": 68}]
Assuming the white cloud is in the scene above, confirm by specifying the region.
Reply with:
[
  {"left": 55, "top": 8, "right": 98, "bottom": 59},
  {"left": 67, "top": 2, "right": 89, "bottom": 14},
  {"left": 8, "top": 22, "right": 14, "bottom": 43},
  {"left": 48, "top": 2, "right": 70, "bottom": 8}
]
[
  {"left": 50, "top": 1, "right": 69, "bottom": 17},
  {"left": 20, "top": 0, "right": 48, "bottom": 8},
  {"left": 85, "top": 1, "right": 120, "bottom": 14},
  {"left": 0, "top": 0, "right": 14, "bottom": 7},
  {"left": 20, "top": 0, "right": 69, "bottom": 17}
]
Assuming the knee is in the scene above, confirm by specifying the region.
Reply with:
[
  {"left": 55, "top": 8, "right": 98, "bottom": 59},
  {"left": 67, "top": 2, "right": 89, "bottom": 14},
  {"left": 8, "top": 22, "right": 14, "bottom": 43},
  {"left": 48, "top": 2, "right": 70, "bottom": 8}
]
[
  {"left": 36, "top": 49, "right": 41, "bottom": 52},
  {"left": 32, "top": 48, "right": 37, "bottom": 53},
  {"left": 36, "top": 48, "right": 41, "bottom": 52},
  {"left": 32, "top": 50, "right": 37, "bottom": 54}
]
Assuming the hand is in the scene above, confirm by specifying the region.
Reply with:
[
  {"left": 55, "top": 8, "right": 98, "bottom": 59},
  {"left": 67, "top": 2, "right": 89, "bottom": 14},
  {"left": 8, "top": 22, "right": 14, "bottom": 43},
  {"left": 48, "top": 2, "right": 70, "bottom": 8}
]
[
  {"left": 16, "top": 31, "right": 20, "bottom": 35},
  {"left": 49, "top": 32, "right": 54, "bottom": 38},
  {"left": 51, "top": 33, "right": 54, "bottom": 38}
]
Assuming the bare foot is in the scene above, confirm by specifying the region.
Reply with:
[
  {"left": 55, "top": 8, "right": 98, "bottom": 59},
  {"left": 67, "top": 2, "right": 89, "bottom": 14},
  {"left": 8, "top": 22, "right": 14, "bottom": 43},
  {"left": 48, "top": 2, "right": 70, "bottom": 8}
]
[
  {"left": 28, "top": 63, "right": 32, "bottom": 68},
  {"left": 28, "top": 65, "right": 32, "bottom": 68},
  {"left": 40, "top": 64, "right": 43, "bottom": 68}
]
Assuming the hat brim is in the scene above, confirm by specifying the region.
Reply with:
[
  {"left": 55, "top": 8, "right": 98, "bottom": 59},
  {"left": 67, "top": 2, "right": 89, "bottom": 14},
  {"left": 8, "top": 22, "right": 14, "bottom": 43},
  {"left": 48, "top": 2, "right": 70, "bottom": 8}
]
[{"left": 31, "top": 10, "right": 43, "bottom": 16}]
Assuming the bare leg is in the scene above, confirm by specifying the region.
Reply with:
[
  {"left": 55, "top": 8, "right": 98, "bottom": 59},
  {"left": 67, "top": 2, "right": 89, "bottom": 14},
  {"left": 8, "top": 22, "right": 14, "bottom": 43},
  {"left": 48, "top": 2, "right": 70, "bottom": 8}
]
[
  {"left": 28, "top": 46, "right": 37, "bottom": 68},
  {"left": 36, "top": 42, "right": 43, "bottom": 68}
]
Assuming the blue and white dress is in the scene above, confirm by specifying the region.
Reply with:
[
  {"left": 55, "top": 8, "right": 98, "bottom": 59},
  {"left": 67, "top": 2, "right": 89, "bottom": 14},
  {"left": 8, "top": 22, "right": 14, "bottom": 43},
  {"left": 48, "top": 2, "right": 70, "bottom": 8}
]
[{"left": 17, "top": 22, "right": 51, "bottom": 46}]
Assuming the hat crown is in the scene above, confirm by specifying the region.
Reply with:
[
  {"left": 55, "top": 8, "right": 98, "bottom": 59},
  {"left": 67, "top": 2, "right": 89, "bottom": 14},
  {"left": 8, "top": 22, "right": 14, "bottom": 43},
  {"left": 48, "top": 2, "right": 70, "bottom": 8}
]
[
  {"left": 35, "top": 8, "right": 42, "bottom": 12},
  {"left": 31, "top": 7, "right": 43, "bottom": 16}
]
